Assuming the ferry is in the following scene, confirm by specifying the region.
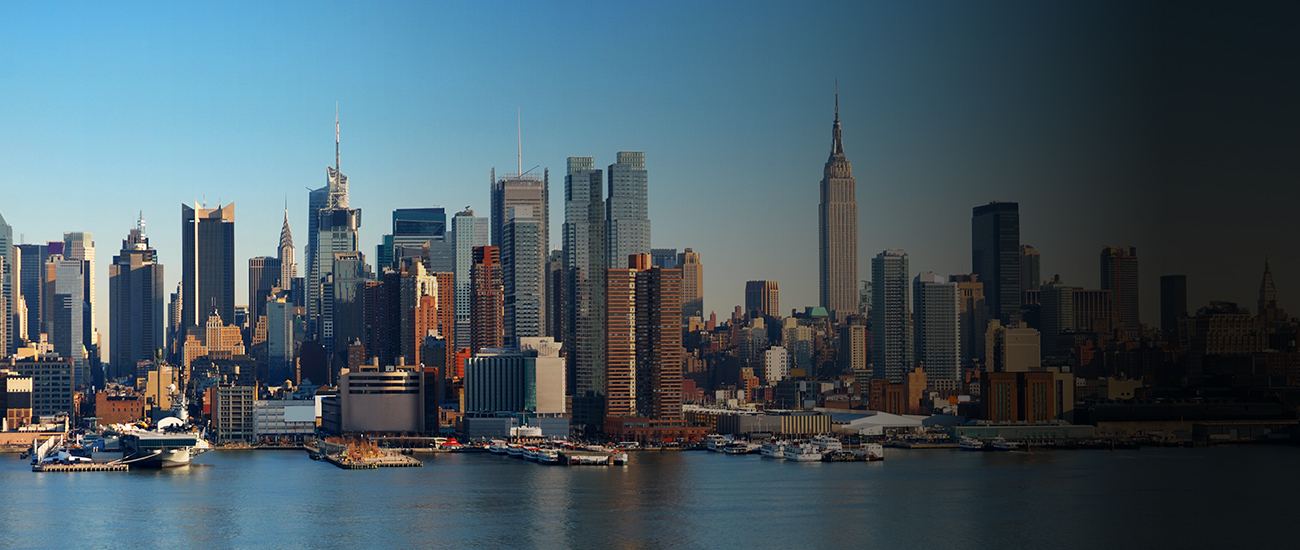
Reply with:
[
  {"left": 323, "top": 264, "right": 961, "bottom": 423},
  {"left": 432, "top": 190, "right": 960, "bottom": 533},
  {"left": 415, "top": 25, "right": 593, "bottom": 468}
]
[
  {"left": 706, "top": 434, "right": 733, "bottom": 452},
  {"left": 783, "top": 443, "right": 823, "bottom": 462},
  {"left": 506, "top": 444, "right": 525, "bottom": 458},
  {"left": 610, "top": 451, "right": 629, "bottom": 465},
  {"left": 991, "top": 438, "right": 1023, "bottom": 451},
  {"left": 759, "top": 440, "right": 790, "bottom": 459},
  {"left": 958, "top": 437, "right": 985, "bottom": 451},
  {"left": 811, "top": 435, "right": 843, "bottom": 453},
  {"left": 488, "top": 440, "right": 509, "bottom": 454},
  {"left": 567, "top": 453, "right": 610, "bottom": 466},
  {"left": 722, "top": 441, "right": 760, "bottom": 455},
  {"left": 537, "top": 448, "right": 561, "bottom": 464},
  {"left": 523, "top": 447, "right": 540, "bottom": 461}
]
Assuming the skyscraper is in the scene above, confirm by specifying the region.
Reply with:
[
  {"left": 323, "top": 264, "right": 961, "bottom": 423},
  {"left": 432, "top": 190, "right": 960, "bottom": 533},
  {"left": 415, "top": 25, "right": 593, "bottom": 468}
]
[
  {"left": 949, "top": 274, "right": 988, "bottom": 365},
  {"left": 387, "top": 207, "right": 449, "bottom": 272},
  {"left": 307, "top": 111, "right": 359, "bottom": 340},
  {"left": 819, "top": 92, "right": 858, "bottom": 320},
  {"left": 502, "top": 206, "right": 543, "bottom": 344},
  {"left": 1258, "top": 257, "right": 1276, "bottom": 315},
  {"left": 1160, "top": 274, "right": 1187, "bottom": 338},
  {"left": 62, "top": 232, "right": 95, "bottom": 351},
  {"left": 1019, "top": 244, "right": 1040, "bottom": 305},
  {"left": 17, "top": 243, "right": 48, "bottom": 344},
  {"left": 677, "top": 248, "right": 703, "bottom": 323},
  {"left": 490, "top": 167, "right": 549, "bottom": 328},
  {"left": 972, "top": 201, "right": 1020, "bottom": 322},
  {"left": 46, "top": 256, "right": 85, "bottom": 386},
  {"left": 606, "top": 152, "right": 650, "bottom": 270},
  {"left": 650, "top": 248, "right": 677, "bottom": 269},
  {"left": 913, "top": 272, "right": 960, "bottom": 385},
  {"left": 871, "top": 250, "right": 912, "bottom": 382},
  {"left": 744, "top": 280, "right": 780, "bottom": 318},
  {"left": 563, "top": 157, "right": 607, "bottom": 428},
  {"left": 1100, "top": 246, "right": 1140, "bottom": 335},
  {"left": 328, "top": 251, "right": 367, "bottom": 373},
  {"left": 452, "top": 208, "right": 489, "bottom": 348},
  {"left": 1039, "top": 275, "right": 1075, "bottom": 361},
  {"left": 181, "top": 203, "right": 235, "bottom": 330},
  {"left": 248, "top": 256, "right": 281, "bottom": 322},
  {"left": 604, "top": 254, "right": 682, "bottom": 425},
  {"left": 278, "top": 210, "right": 296, "bottom": 291},
  {"left": 470, "top": 246, "right": 503, "bottom": 353},
  {"left": 0, "top": 212, "right": 12, "bottom": 354},
  {"left": 108, "top": 216, "right": 164, "bottom": 380}
]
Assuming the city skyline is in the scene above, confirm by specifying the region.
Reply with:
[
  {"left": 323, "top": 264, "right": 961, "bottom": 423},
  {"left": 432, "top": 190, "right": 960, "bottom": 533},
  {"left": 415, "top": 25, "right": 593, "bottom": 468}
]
[{"left": 2, "top": 2, "right": 1297, "bottom": 359}]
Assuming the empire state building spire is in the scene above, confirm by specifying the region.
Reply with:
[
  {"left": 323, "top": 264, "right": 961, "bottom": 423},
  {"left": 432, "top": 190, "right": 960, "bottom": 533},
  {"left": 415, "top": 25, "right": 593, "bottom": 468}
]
[
  {"left": 819, "top": 86, "right": 858, "bottom": 320},
  {"left": 327, "top": 103, "right": 349, "bottom": 209}
]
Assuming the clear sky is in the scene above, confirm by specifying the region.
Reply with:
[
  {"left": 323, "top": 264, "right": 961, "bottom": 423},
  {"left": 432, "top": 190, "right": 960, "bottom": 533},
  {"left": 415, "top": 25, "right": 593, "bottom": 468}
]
[{"left": 1, "top": 1, "right": 1296, "bottom": 359}]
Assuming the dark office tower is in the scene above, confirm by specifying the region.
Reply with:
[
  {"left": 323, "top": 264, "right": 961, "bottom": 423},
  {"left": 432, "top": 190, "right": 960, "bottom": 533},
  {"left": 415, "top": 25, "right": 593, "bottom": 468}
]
[
  {"left": 651, "top": 248, "right": 677, "bottom": 269},
  {"left": 1039, "top": 275, "right": 1075, "bottom": 361},
  {"left": 0, "top": 212, "right": 11, "bottom": 353},
  {"left": 248, "top": 257, "right": 280, "bottom": 321},
  {"left": 1100, "top": 246, "right": 1140, "bottom": 336},
  {"left": 62, "top": 232, "right": 95, "bottom": 344},
  {"left": 819, "top": 93, "right": 858, "bottom": 321},
  {"left": 678, "top": 248, "right": 703, "bottom": 323},
  {"left": 166, "top": 283, "right": 181, "bottom": 362},
  {"left": 546, "top": 250, "right": 564, "bottom": 342},
  {"left": 1258, "top": 258, "right": 1277, "bottom": 315},
  {"left": 470, "top": 246, "right": 503, "bottom": 353},
  {"left": 390, "top": 207, "right": 449, "bottom": 271},
  {"left": 744, "top": 280, "right": 780, "bottom": 318},
  {"left": 278, "top": 210, "right": 296, "bottom": 290},
  {"left": 109, "top": 216, "right": 164, "bottom": 380},
  {"left": 1019, "top": 245, "right": 1040, "bottom": 305},
  {"left": 1160, "top": 275, "right": 1187, "bottom": 338},
  {"left": 563, "top": 157, "right": 607, "bottom": 428},
  {"left": 950, "top": 274, "right": 988, "bottom": 365},
  {"left": 181, "top": 203, "right": 235, "bottom": 330},
  {"left": 329, "top": 251, "right": 367, "bottom": 374},
  {"left": 871, "top": 249, "right": 912, "bottom": 382},
  {"left": 502, "top": 206, "right": 543, "bottom": 343},
  {"left": 17, "top": 244, "right": 49, "bottom": 343},
  {"left": 606, "top": 152, "right": 651, "bottom": 270},
  {"left": 972, "top": 201, "right": 1020, "bottom": 322}
]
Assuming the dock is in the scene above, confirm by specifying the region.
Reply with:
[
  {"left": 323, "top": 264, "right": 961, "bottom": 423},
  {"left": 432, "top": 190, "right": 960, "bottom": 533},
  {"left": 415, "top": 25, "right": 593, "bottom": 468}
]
[
  {"left": 315, "top": 439, "right": 423, "bottom": 469},
  {"left": 33, "top": 462, "right": 129, "bottom": 472}
]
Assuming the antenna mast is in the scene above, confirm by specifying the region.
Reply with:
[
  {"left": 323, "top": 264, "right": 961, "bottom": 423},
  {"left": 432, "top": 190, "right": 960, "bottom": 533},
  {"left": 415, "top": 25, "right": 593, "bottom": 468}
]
[{"left": 517, "top": 107, "right": 522, "bottom": 176}]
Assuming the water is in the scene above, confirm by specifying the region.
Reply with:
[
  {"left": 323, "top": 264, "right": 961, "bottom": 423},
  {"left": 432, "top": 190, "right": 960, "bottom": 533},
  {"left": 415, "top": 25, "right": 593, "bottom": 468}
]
[{"left": 2, "top": 446, "right": 1294, "bottom": 549}]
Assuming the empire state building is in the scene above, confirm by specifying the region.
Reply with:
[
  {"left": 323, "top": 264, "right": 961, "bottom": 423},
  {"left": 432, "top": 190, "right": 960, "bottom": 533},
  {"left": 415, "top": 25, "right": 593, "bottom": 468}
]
[{"left": 819, "top": 92, "right": 858, "bottom": 319}]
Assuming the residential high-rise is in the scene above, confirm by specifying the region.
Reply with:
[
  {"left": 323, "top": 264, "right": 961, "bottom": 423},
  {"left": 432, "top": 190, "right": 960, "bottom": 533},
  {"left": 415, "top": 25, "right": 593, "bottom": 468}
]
[
  {"left": 605, "top": 152, "right": 650, "bottom": 270},
  {"left": 604, "top": 254, "right": 683, "bottom": 425},
  {"left": 1100, "top": 246, "right": 1140, "bottom": 335},
  {"left": 913, "top": 272, "right": 960, "bottom": 385},
  {"left": 950, "top": 274, "right": 989, "bottom": 365},
  {"left": 650, "top": 248, "right": 677, "bottom": 269},
  {"left": 452, "top": 208, "right": 489, "bottom": 348},
  {"left": 108, "top": 216, "right": 164, "bottom": 380},
  {"left": 1160, "top": 275, "right": 1187, "bottom": 338},
  {"left": 62, "top": 231, "right": 95, "bottom": 347},
  {"left": 470, "top": 246, "right": 503, "bottom": 353},
  {"left": 1019, "top": 245, "right": 1040, "bottom": 305},
  {"left": 46, "top": 256, "right": 86, "bottom": 386},
  {"left": 181, "top": 203, "right": 235, "bottom": 331},
  {"left": 491, "top": 168, "right": 549, "bottom": 330},
  {"left": 502, "top": 206, "right": 543, "bottom": 344},
  {"left": 563, "top": 157, "right": 607, "bottom": 427},
  {"left": 972, "top": 201, "right": 1020, "bottom": 322},
  {"left": 677, "top": 248, "right": 703, "bottom": 322},
  {"left": 17, "top": 243, "right": 49, "bottom": 344},
  {"left": 744, "top": 280, "right": 780, "bottom": 318},
  {"left": 818, "top": 93, "right": 858, "bottom": 320},
  {"left": 871, "top": 250, "right": 912, "bottom": 382}
]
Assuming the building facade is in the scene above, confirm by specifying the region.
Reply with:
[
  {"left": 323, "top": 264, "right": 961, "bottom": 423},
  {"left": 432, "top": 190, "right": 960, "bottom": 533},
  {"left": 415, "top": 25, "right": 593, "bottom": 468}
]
[
  {"left": 818, "top": 95, "right": 858, "bottom": 319},
  {"left": 913, "top": 272, "right": 960, "bottom": 384},
  {"left": 605, "top": 152, "right": 650, "bottom": 271},
  {"left": 972, "top": 201, "right": 1020, "bottom": 322},
  {"left": 108, "top": 219, "right": 164, "bottom": 381},
  {"left": 871, "top": 250, "right": 912, "bottom": 382},
  {"left": 1100, "top": 246, "right": 1140, "bottom": 335}
]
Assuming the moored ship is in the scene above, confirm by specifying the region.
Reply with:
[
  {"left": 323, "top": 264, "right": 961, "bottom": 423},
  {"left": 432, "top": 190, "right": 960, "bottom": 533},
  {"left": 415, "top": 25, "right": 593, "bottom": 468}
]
[
  {"left": 760, "top": 440, "right": 789, "bottom": 459},
  {"left": 120, "top": 432, "right": 211, "bottom": 468}
]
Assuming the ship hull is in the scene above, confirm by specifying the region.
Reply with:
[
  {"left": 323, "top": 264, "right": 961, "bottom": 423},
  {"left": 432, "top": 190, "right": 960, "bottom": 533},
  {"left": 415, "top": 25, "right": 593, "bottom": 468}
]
[{"left": 124, "top": 448, "right": 192, "bottom": 468}]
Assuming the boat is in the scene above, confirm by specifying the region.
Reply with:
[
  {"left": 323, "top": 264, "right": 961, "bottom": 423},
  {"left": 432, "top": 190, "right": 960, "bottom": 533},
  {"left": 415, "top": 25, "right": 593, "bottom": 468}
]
[
  {"left": 537, "top": 449, "right": 561, "bottom": 464},
  {"left": 811, "top": 435, "right": 843, "bottom": 453},
  {"left": 861, "top": 443, "right": 885, "bottom": 461},
  {"left": 506, "top": 444, "right": 525, "bottom": 458},
  {"left": 610, "top": 451, "right": 629, "bottom": 465},
  {"left": 991, "top": 438, "right": 1022, "bottom": 451},
  {"left": 958, "top": 437, "right": 985, "bottom": 451},
  {"left": 487, "top": 440, "right": 509, "bottom": 454},
  {"left": 706, "top": 434, "right": 733, "bottom": 452},
  {"left": 567, "top": 453, "right": 610, "bottom": 466},
  {"left": 783, "top": 443, "right": 823, "bottom": 462},
  {"left": 722, "top": 441, "right": 760, "bottom": 455},
  {"left": 760, "top": 440, "right": 790, "bottom": 459},
  {"left": 120, "top": 432, "right": 211, "bottom": 468},
  {"left": 523, "top": 447, "right": 540, "bottom": 461}
]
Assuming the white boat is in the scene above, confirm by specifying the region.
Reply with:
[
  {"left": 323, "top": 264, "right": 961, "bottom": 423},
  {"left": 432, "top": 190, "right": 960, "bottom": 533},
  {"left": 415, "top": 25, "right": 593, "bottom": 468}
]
[
  {"left": 811, "top": 435, "right": 843, "bottom": 452},
  {"left": 567, "top": 453, "right": 610, "bottom": 466},
  {"left": 506, "top": 444, "right": 525, "bottom": 457},
  {"left": 610, "top": 451, "right": 629, "bottom": 465},
  {"left": 991, "top": 438, "right": 1022, "bottom": 451},
  {"left": 706, "top": 434, "right": 732, "bottom": 452},
  {"left": 523, "top": 447, "right": 540, "bottom": 461},
  {"left": 537, "top": 449, "right": 561, "bottom": 464},
  {"left": 120, "top": 432, "right": 210, "bottom": 468},
  {"left": 722, "top": 442, "right": 760, "bottom": 455},
  {"left": 783, "top": 443, "right": 823, "bottom": 462},
  {"left": 860, "top": 443, "right": 885, "bottom": 461},
  {"left": 760, "top": 440, "right": 789, "bottom": 459},
  {"left": 958, "top": 437, "right": 985, "bottom": 451},
  {"left": 488, "top": 440, "right": 509, "bottom": 454}
]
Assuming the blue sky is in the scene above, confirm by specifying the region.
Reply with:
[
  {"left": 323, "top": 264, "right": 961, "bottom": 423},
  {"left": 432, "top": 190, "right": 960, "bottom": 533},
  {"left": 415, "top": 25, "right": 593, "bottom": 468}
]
[{"left": 2, "top": 1, "right": 1296, "bottom": 356}]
